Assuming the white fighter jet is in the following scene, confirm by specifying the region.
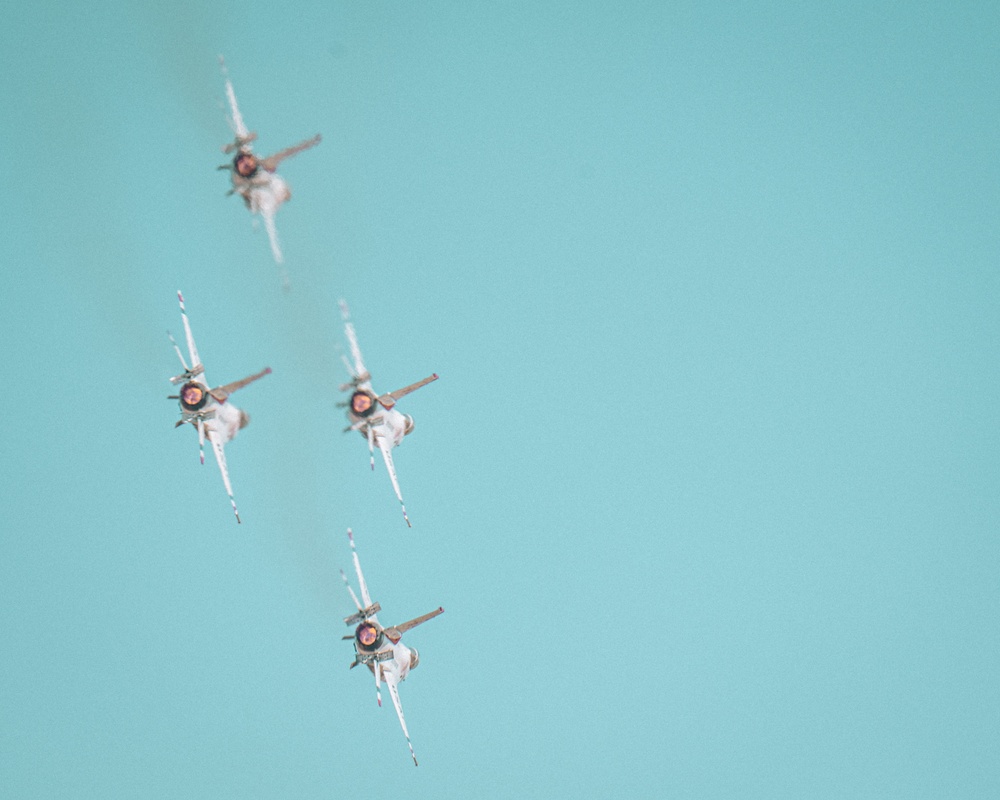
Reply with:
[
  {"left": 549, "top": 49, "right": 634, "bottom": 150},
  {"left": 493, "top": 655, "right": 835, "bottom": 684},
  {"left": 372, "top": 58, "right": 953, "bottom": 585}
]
[
  {"left": 167, "top": 291, "right": 271, "bottom": 523},
  {"left": 338, "top": 301, "right": 438, "bottom": 527},
  {"left": 340, "top": 529, "right": 443, "bottom": 766},
  {"left": 217, "top": 56, "right": 321, "bottom": 276}
]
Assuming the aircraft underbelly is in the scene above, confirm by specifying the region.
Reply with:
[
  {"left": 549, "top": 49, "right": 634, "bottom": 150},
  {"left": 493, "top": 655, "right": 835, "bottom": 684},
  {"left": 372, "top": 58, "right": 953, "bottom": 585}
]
[
  {"left": 252, "top": 176, "right": 288, "bottom": 216},
  {"left": 210, "top": 402, "right": 243, "bottom": 443},
  {"left": 381, "top": 411, "right": 406, "bottom": 446},
  {"left": 391, "top": 643, "right": 412, "bottom": 681}
]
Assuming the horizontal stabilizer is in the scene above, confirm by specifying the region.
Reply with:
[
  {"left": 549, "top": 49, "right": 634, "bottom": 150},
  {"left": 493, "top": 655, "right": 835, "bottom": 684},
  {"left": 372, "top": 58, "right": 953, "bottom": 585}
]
[
  {"left": 384, "top": 607, "right": 443, "bottom": 643},
  {"left": 378, "top": 374, "right": 439, "bottom": 409},
  {"left": 210, "top": 366, "right": 272, "bottom": 403},
  {"left": 260, "top": 134, "right": 322, "bottom": 172}
]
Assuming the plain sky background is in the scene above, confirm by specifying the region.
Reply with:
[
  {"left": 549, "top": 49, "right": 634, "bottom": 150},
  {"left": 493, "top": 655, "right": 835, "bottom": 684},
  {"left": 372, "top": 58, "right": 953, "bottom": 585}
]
[{"left": 2, "top": 2, "right": 998, "bottom": 797}]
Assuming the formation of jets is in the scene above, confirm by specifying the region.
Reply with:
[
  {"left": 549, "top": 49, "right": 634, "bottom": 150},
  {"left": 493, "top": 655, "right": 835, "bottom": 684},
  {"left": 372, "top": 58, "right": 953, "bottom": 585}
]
[{"left": 162, "top": 59, "right": 443, "bottom": 765}]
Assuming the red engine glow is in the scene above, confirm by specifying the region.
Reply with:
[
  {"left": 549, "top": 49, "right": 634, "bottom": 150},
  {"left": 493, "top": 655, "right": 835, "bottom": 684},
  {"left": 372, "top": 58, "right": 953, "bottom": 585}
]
[
  {"left": 179, "top": 381, "right": 208, "bottom": 412},
  {"left": 234, "top": 152, "right": 259, "bottom": 178},
  {"left": 350, "top": 390, "right": 375, "bottom": 417},
  {"left": 356, "top": 622, "right": 381, "bottom": 649}
]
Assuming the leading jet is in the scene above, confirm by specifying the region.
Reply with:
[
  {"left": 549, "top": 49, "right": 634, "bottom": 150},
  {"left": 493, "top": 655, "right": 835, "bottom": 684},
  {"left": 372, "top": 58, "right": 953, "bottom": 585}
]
[
  {"left": 217, "top": 56, "right": 321, "bottom": 280},
  {"left": 167, "top": 291, "right": 271, "bottom": 523},
  {"left": 340, "top": 529, "right": 443, "bottom": 765}
]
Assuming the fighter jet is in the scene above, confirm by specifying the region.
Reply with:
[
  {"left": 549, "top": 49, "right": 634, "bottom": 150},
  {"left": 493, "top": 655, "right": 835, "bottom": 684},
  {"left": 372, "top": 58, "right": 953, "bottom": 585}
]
[
  {"left": 340, "top": 529, "right": 443, "bottom": 765},
  {"left": 217, "top": 56, "right": 321, "bottom": 278},
  {"left": 167, "top": 291, "right": 271, "bottom": 523},
  {"left": 338, "top": 301, "right": 438, "bottom": 527}
]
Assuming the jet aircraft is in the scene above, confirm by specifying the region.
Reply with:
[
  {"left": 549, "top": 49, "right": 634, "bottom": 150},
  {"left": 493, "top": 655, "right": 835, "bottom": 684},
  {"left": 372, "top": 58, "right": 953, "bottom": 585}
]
[
  {"left": 217, "top": 56, "right": 321, "bottom": 278},
  {"left": 340, "top": 529, "right": 443, "bottom": 765},
  {"left": 338, "top": 301, "right": 438, "bottom": 527},
  {"left": 167, "top": 291, "right": 271, "bottom": 523}
]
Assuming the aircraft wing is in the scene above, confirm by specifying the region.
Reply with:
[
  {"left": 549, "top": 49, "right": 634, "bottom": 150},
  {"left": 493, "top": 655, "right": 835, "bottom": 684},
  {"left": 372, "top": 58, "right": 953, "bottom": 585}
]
[
  {"left": 385, "top": 676, "right": 419, "bottom": 766},
  {"left": 220, "top": 58, "right": 250, "bottom": 141},
  {"left": 348, "top": 529, "right": 374, "bottom": 611},
  {"left": 339, "top": 302, "right": 370, "bottom": 388},
  {"left": 376, "top": 434, "right": 411, "bottom": 527},
  {"left": 260, "top": 134, "right": 321, "bottom": 172},
  {"left": 340, "top": 567, "right": 364, "bottom": 616},
  {"left": 177, "top": 291, "right": 206, "bottom": 384},
  {"left": 208, "top": 433, "right": 241, "bottom": 523}
]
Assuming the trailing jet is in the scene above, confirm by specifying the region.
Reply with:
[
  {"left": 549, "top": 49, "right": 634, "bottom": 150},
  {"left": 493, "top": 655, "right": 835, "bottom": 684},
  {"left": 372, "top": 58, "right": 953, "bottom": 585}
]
[{"left": 340, "top": 529, "right": 443, "bottom": 765}]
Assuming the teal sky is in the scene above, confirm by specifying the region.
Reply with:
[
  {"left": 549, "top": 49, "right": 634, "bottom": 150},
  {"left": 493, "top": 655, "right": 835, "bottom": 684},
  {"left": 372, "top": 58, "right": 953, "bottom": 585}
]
[{"left": 2, "top": 2, "right": 998, "bottom": 797}]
